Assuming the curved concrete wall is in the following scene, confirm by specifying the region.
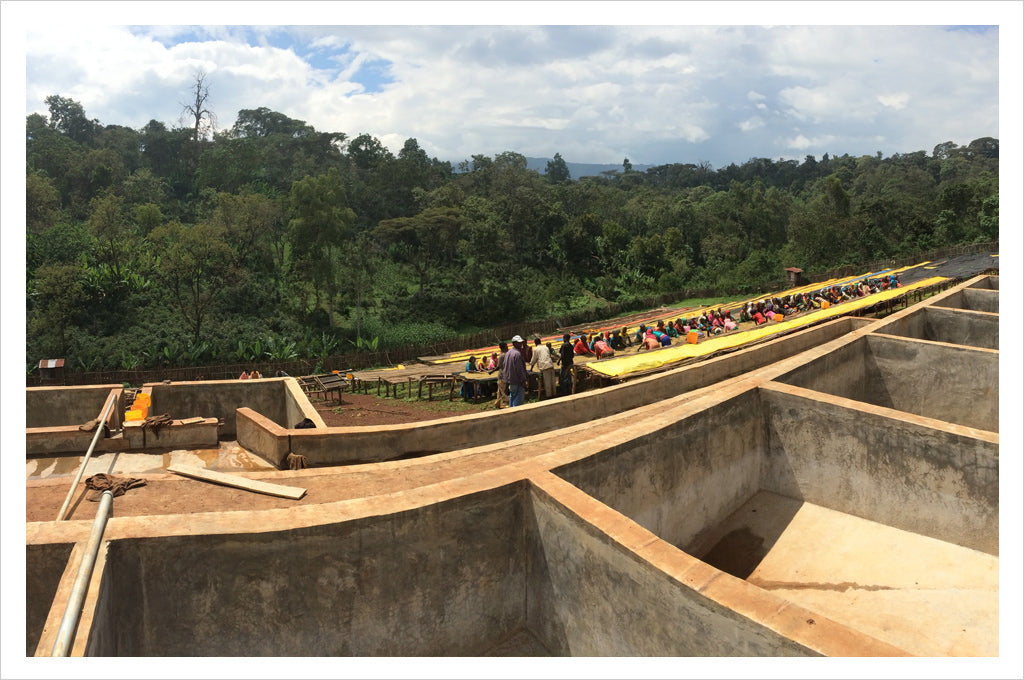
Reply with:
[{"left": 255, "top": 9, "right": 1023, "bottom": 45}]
[{"left": 282, "top": 318, "right": 862, "bottom": 466}]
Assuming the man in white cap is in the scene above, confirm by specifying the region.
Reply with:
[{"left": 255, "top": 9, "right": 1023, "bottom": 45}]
[{"left": 503, "top": 335, "right": 529, "bottom": 407}]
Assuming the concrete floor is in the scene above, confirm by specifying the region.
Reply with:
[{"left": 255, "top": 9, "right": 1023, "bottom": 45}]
[
  {"left": 26, "top": 440, "right": 276, "bottom": 480},
  {"left": 695, "top": 490, "right": 998, "bottom": 657}
]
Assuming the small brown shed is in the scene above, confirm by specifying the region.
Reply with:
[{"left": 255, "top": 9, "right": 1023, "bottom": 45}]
[{"left": 38, "top": 358, "right": 65, "bottom": 384}]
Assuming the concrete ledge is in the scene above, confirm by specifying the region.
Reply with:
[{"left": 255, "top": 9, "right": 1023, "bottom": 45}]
[
  {"left": 123, "top": 418, "right": 219, "bottom": 450},
  {"left": 236, "top": 408, "right": 290, "bottom": 468},
  {"left": 26, "top": 427, "right": 102, "bottom": 455}
]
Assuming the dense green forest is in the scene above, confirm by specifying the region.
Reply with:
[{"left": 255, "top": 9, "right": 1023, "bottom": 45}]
[{"left": 26, "top": 92, "right": 999, "bottom": 373}]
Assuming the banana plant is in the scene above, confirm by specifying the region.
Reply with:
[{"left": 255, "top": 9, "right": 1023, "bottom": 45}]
[
  {"left": 184, "top": 339, "right": 211, "bottom": 365},
  {"left": 316, "top": 331, "right": 340, "bottom": 360},
  {"left": 160, "top": 342, "right": 181, "bottom": 367},
  {"left": 263, "top": 334, "right": 298, "bottom": 361},
  {"left": 355, "top": 335, "right": 379, "bottom": 352},
  {"left": 235, "top": 340, "right": 251, "bottom": 362},
  {"left": 119, "top": 350, "right": 140, "bottom": 370}
]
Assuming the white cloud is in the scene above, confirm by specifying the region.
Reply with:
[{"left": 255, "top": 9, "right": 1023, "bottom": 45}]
[
  {"left": 877, "top": 93, "right": 910, "bottom": 109},
  {"left": 11, "top": 14, "right": 1006, "bottom": 167},
  {"left": 785, "top": 134, "right": 836, "bottom": 151},
  {"left": 738, "top": 118, "right": 766, "bottom": 132}
]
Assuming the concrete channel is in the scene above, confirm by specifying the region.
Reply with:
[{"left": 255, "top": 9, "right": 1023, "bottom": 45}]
[{"left": 23, "top": 275, "right": 1001, "bottom": 659}]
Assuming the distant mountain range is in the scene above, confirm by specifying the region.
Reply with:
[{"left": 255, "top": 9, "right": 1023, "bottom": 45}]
[{"left": 523, "top": 157, "right": 653, "bottom": 180}]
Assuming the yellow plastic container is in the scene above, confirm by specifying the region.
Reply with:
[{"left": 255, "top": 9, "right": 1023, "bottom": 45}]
[
  {"left": 125, "top": 409, "right": 144, "bottom": 421},
  {"left": 134, "top": 393, "right": 151, "bottom": 408},
  {"left": 686, "top": 330, "right": 698, "bottom": 344},
  {"left": 821, "top": 300, "right": 831, "bottom": 310}
]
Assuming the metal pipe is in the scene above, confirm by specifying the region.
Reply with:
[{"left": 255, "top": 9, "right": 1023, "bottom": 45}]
[
  {"left": 56, "top": 392, "right": 118, "bottom": 522},
  {"left": 51, "top": 489, "right": 114, "bottom": 657}
]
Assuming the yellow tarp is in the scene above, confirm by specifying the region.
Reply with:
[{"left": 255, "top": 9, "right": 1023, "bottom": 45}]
[
  {"left": 586, "top": 276, "right": 948, "bottom": 378},
  {"left": 426, "top": 262, "right": 933, "bottom": 368}
]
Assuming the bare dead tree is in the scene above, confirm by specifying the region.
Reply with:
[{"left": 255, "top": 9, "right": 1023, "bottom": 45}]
[{"left": 180, "top": 69, "right": 216, "bottom": 145}]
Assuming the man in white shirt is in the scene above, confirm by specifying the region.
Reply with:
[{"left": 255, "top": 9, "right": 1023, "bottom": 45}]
[{"left": 529, "top": 336, "right": 556, "bottom": 400}]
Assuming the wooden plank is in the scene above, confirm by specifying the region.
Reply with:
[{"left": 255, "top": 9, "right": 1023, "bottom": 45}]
[
  {"left": 167, "top": 464, "right": 306, "bottom": 500},
  {"left": 178, "top": 416, "right": 206, "bottom": 425}
]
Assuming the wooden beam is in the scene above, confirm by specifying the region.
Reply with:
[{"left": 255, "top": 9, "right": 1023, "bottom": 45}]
[{"left": 167, "top": 464, "right": 306, "bottom": 500}]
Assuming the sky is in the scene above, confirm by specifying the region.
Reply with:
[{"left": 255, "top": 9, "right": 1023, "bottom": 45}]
[{"left": 4, "top": 2, "right": 1015, "bottom": 169}]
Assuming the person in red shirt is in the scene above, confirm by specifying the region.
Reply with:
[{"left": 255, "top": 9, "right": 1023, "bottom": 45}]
[{"left": 573, "top": 335, "right": 594, "bottom": 356}]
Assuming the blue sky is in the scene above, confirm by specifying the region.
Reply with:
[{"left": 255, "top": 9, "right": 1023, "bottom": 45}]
[{"left": 5, "top": 3, "right": 1016, "bottom": 169}]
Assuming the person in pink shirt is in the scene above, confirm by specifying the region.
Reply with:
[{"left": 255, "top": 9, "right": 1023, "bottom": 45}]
[{"left": 594, "top": 337, "right": 615, "bottom": 359}]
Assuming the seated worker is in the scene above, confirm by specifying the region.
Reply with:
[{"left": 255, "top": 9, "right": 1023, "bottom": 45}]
[
  {"left": 573, "top": 334, "right": 594, "bottom": 356},
  {"left": 634, "top": 324, "right": 648, "bottom": 345},
  {"left": 752, "top": 308, "right": 766, "bottom": 325},
  {"left": 460, "top": 356, "right": 479, "bottom": 400},
  {"left": 609, "top": 330, "right": 626, "bottom": 351},
  {"left": 620, "top": 326, "right": 633, "bottom": 347},
  {"left": 594, "top": 336, "right": 615, "bottom": 359},
  {"left": 665, "top": 321, "right": 678, "bottom": 338},
  {"left": 659, "top": 331, "right": 672, "bottom": 346},
  {"left": 637, "top": 330, "right": 662, "bottom": 352}
]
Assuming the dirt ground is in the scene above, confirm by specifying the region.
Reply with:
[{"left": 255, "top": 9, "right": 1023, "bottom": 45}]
[{"left": 310, "top": 390, "right": 495, "bottom": 426}]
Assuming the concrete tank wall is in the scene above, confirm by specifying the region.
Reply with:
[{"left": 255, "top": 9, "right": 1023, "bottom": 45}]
[
  {"left": 26, "top": 542, "right": 75, "bottom": 655},
  {"left": 861, "top": 335, "right": 998, "bottom": 431},
  {"left": 551, "top": 390, "right": 765, "bottom": 552},
  {"left": 148, "top": 378, "right": 298, "bottom": 437},
  {"left": 933, "top": 288, "right": 998, "bottom": 313},
  {"left": 967, "top": 276, "right": 998, "bottom": 290},
  {"left": 88, "top": 485, "right": 528, "bottom": 655},
  {"left": 26, "top": 385, "right": 122, "bottom": 428},
  {"left": 524, "top": 485, "right": 816, "bottom": 656},
  {"left": 759, "top": 386, "right": 998, "bottom": 555},
  {"left": 879, "top": 307, "right": 999, "bottom": 350},
  {"left": 775, "top": 335, "right": 998, "bottom": 432}
]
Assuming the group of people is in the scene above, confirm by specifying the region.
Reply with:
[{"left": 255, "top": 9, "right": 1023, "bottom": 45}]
[
  {"left": 238, "top": 370, "right": 263, "bottom": 380},
  {"left": 456, "top": 271, "right": 905, "bottom": 405},
  {"left": 461, "top": 334, "right": 574, "bottom": 408},
  {"left": 736, "top": 272, "right": 902, "bottom": 325}
]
